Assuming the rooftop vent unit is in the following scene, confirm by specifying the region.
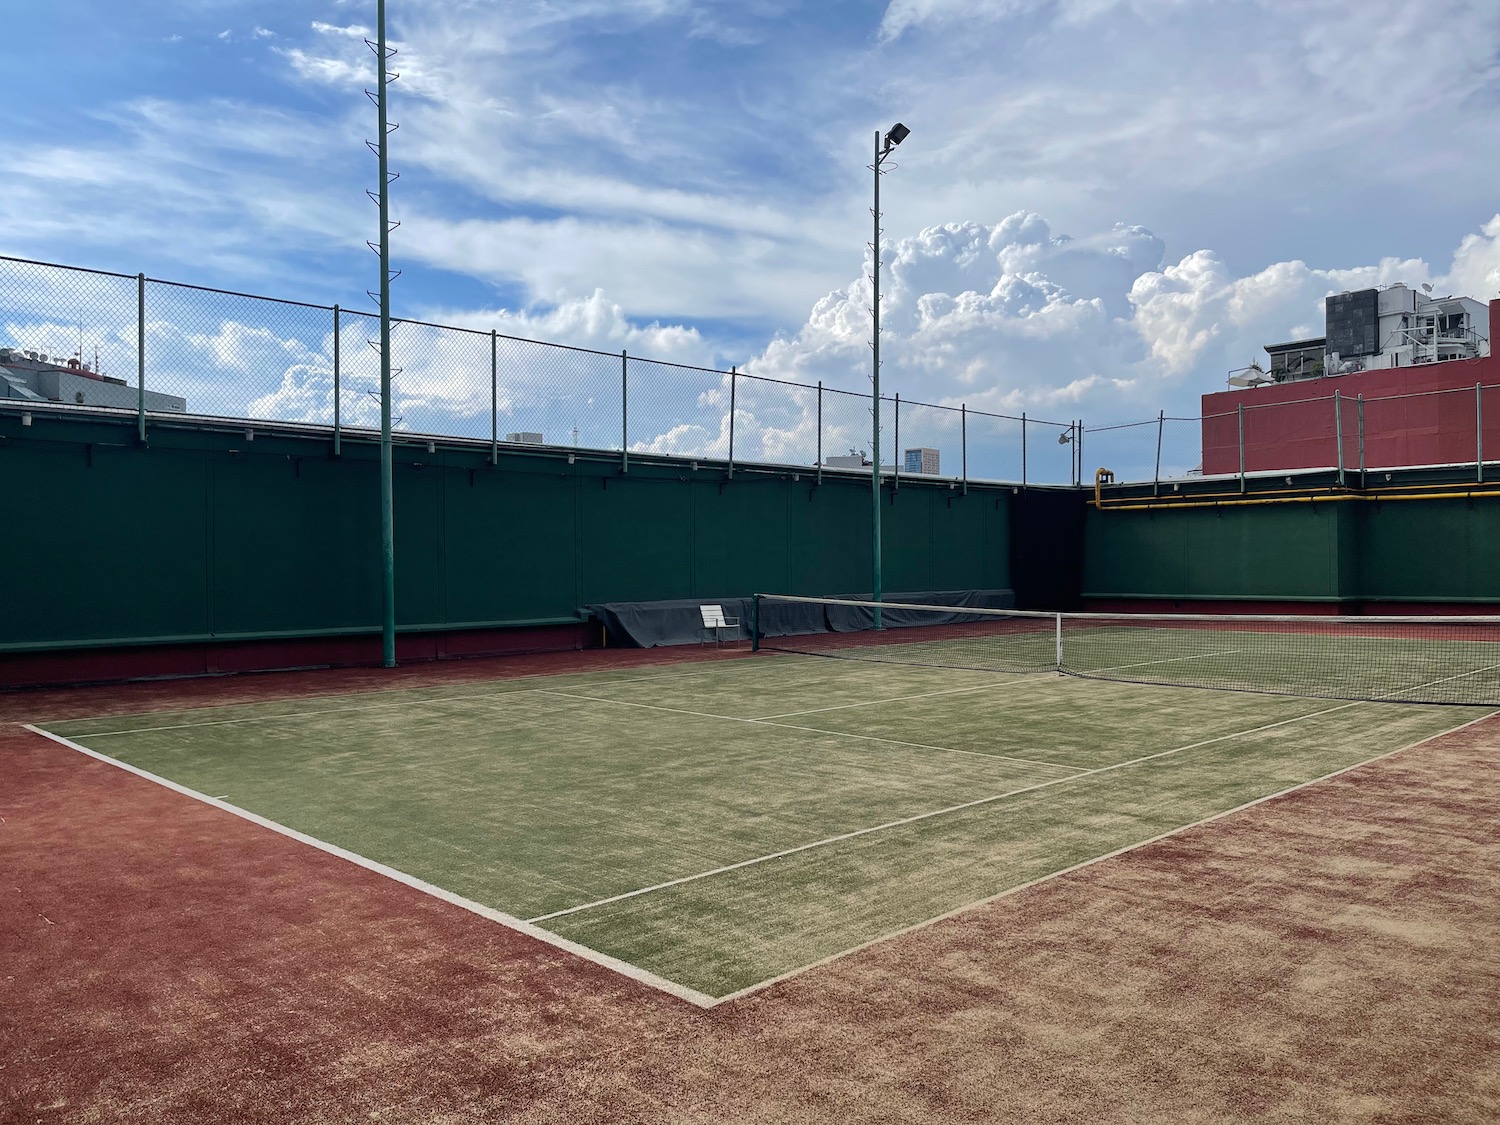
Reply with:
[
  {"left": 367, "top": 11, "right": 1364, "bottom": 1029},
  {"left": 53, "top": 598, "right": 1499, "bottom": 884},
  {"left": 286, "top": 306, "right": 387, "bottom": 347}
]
[{"left": 505, "top": 431, "right": 544, "bottom": 445}]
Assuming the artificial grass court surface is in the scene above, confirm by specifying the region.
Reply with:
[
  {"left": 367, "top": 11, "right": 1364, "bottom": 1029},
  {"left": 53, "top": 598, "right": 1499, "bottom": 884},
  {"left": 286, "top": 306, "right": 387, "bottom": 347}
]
[{"left": 35, "top": 654, "right": 1482, "bottom": 1000}]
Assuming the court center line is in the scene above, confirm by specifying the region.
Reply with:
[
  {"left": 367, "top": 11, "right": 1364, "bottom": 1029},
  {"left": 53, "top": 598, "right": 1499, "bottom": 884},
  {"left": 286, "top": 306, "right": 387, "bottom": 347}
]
[
  {"left": 709, "top": 705, "right": 1499, "bottom": 1007},
  {"left": 524, "top": 698, "right": 1361, "bottom": 925}
]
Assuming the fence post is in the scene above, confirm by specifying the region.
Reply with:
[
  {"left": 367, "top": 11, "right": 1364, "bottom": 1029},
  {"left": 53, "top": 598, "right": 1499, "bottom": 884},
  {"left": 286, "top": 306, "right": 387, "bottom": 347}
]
[
  {"left": 1021, "top": 412, "right": 1027, "bottom": 489},
  {"left": 1478, "top": 383, "right": 1484, "bottom": 484},
  {"left": 728, "top": 366, "right": 736, "bottom": 478},
  {"left": 621, "top": 349, "right": 628, "bottom": 474},
  {"left": 816, "top": 381, "right": 823, "bottom": 486},
  {"left": 136, "top": 273, "right": 146, "bottom": 444},
  {"left": 893, "top": 392, "right": 900, "bottom": 489},
  {"left": 1357, "top": 393, "right": 1365, "bottom": 487},
  {"left": 1153, "top": 410, "right": 1163, "bottom": 497},
  {"left": 333, "top": 304, "right": 341, "bottom": 457},
  {"left": 1237, "top": 404, "right": 1245, "bottom": 493},
  {"left": 1077, "top": 419, "right": 1083, "bottom": 488},
  {"left": 490, "top": 329, "right": 498, "bottom": 465},
  {"left": 961, "top": 403, "right": 968, "bottom": 494},
  {"left": 1334, "top": 390, "right": 1344, "bottom": 488}
]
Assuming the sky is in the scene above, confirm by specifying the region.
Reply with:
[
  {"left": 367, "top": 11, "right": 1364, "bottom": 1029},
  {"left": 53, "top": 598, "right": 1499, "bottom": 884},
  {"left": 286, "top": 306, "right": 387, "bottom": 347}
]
[{"left": 4, "top": 0, "right": 1500, "bottom": 474}]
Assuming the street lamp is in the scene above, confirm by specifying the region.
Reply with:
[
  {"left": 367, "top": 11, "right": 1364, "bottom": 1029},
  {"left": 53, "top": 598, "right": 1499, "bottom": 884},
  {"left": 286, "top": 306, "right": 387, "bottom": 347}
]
[{"left": 870, "top": 122, "right": 908, "bottom": 629}]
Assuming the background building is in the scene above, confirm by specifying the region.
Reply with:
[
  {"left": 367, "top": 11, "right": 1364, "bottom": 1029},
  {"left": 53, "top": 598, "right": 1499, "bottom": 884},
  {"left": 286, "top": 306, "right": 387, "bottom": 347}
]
[
  {"left": 1203, "top": 290, "right": 1499, "bottom": 475},
  {"left": 903, "top": 447, "right": 940, "bottom": 474}
]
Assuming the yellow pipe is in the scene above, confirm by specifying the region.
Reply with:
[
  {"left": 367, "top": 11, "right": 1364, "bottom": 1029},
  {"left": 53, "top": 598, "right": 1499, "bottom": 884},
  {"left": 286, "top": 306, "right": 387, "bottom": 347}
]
[
  {"left": 1094, "top": 467, "right": 1115, "bottom": 506},
  {"left": 1093, "top": 488, "right": 1500, "bottom": 512},
  {"left": 1104, "top": 475, "right": 1500, "bottom": 506}
]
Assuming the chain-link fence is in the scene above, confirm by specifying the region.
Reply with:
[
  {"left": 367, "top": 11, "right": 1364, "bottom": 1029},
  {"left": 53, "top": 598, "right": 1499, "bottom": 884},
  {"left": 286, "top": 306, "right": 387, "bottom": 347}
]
[{"left": 5, "top": 254, "right": 1498, "bottom": 488}]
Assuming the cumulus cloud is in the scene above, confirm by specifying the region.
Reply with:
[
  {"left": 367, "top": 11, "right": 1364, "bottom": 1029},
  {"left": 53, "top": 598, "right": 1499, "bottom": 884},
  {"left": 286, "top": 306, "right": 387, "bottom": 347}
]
[{"left": 745, "top": 211, "right": 1500, "bottom": 435}]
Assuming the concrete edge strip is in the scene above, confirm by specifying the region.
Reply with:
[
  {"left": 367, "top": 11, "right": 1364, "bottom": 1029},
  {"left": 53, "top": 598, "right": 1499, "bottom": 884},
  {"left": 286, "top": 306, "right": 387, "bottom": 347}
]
[{"left": 20, "top": 724, "right": 720, "bottom": 1011}]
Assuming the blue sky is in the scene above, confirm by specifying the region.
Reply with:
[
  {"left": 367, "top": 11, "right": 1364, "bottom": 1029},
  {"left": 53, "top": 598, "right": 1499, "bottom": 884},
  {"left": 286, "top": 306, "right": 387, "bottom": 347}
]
[{"left": 4, "top": 0, "right": 1500, "bottom": 463}]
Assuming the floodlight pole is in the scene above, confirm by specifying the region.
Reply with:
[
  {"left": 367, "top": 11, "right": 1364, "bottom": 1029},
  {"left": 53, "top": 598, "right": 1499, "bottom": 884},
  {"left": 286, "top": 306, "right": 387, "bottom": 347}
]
[
  {"left": 870, "top": 123, "right": 908, "bottom": 629},
  {"left": 871, "top": 130, "right": 883, "bottom": 628},
  {"left": 375, "top": 0, "right": 397, "bottom": 668}
]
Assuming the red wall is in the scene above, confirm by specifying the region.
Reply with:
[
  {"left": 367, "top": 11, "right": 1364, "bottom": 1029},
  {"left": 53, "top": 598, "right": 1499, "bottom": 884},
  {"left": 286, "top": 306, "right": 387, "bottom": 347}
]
[{"left": 1202, "top": 300, "right": 1500, "bottom": 476}]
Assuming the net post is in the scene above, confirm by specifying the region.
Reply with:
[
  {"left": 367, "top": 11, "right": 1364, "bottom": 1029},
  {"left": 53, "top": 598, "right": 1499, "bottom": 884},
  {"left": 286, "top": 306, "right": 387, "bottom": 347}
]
[
  {"left": 1054, "top": 613, "right": 1063, "bottom": 671},
  {"left": 1237, "top": 404, "right": 1245, "bottom": 494},
  {"left": 750, "top": 594, "right": 761, "bottom": 652},
  {"left": 961, "top": 403, "right": 968, "bottom": 494},
  {"left": 816, "top": 381, "right": 823, "bottom": 486},
  {"left": 490, "top": 329, "right": 498, "bottom": 466},
  {"left": 621, "top": 349, "right": 629, "bottom": 474},
  {"left": 136, "top": 272, "right": 146, "bottom": 445},
  {"left": 333, "top": 304, "right": 342, "bottom": 457},
  {"left": 728, "top": 365, "right": 736, "bottom": 479},
  {"left": 1334, "top": 390, "right": 1344, "bottom": 488},
  {"left": 1153, "top": 410, "right": 1163, "bottom": 497}
]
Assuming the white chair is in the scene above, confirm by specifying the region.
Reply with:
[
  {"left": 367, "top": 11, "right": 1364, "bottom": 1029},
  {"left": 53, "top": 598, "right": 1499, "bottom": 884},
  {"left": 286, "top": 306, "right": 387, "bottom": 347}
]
[{"left": 699, "top": 604, "right": 741, "bottom": 646}]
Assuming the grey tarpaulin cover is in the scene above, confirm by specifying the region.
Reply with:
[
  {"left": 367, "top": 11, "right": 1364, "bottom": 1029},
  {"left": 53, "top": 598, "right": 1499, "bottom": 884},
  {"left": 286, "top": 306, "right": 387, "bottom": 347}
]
[{"left": 590, "top": 590, "right": 1016, "bottom": 648}]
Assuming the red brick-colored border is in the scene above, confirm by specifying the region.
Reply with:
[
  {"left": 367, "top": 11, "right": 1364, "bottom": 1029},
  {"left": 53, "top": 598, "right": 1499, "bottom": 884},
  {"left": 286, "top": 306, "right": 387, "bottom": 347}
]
[{"left": 4, "top": 658, "right": 1497, "bottom": 1123}]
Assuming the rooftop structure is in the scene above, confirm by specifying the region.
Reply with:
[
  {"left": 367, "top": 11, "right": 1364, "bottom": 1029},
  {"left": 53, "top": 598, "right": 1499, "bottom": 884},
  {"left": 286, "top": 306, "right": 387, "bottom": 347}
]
[
  {"left": 1230, "top": 283, "right": 1491, "bottom": 389},
  {"left": 0, "top": 347, "right": 186, "bottom": 413}
]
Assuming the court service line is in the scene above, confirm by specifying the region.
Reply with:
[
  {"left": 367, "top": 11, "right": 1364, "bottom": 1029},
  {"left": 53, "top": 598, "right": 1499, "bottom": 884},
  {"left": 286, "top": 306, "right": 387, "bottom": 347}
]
[
  {"left": 750, "top": 720, "right": 1091, "bottom": 770},
  {"left": 528, "top": 688, "right": 1068, "bottom": 769},
  {"left": 61, "top": 689, "right": 562, "bottom": 738},
  {"left": 523, "top": 698, "right": 1362, "bottom": 925},
  {"left": 1078, "top": 648, "right": 1245, "bottom": 675},
  {"left": 21, "top": 724, "right": 721, "bottom": 1011},
  {"left": 709, "top": 705, "right": 1500, "bottom": 1007},
  {"left": 41, "top": 663, "right": 768, "bottom": 739},
  {"left": 751, "top": 680, "right": 1019, "bottom": 721},
  {"left": 36, "top": 661, "right": 780, "bottom": 731}
]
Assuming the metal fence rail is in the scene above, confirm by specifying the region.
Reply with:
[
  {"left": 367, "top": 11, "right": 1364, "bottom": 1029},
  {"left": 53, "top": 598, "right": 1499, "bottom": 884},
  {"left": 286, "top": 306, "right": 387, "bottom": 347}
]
[{"left": 2, "top": 253, "right": 1496, "bottom": 487}]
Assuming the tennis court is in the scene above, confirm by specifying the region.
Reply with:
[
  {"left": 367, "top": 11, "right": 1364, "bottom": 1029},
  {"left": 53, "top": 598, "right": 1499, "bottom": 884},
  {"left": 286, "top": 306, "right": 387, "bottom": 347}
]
[{"left": 31, "top": 612, "right": 1489, "bottom": 1004}]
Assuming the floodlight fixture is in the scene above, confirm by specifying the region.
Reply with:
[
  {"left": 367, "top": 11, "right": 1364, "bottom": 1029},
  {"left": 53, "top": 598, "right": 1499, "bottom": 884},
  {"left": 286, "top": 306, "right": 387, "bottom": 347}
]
[{"left": 886, "top": 122, "right": 910, "bottom": 148}]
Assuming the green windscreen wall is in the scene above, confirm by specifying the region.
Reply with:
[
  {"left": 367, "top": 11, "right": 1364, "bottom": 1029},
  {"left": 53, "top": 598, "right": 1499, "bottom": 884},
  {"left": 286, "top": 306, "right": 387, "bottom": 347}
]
[
  {"left": 0, "top": 415, "right": 1012, "bottom": 651},
  {"left": 1083, "top": 499, "right": 1500, "bottom": 604}
]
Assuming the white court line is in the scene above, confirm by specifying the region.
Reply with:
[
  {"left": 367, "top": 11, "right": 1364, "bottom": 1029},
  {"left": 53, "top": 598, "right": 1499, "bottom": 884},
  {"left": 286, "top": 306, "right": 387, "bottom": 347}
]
[
  {"left": 65, "top": 689, "right": 558, "bottom": 738},
  {"left": 524, "top": 698, "right": 1361, "bottom": 925},
  {"left": 710, "top": 706, "right": 1500, "bottom": 1006},
  {"left": 21, "top": 723, "right": 720, "bottom": 1010},
  {"left": 1078, "top": 648, "right": 1245, "bottom": 675},
  {"left": 530, "top": 688, "right": 1069, "bottom": 769},
  {"left": 751, "top": 680, "right": 1012, "bottom": 720},
  {"left": 749, "top": 720, "right": 1089, "bottom": 769},
  {"left": 43, "top": 664, "right": 765, "bottom": 738},
  {"left": 34, "top": 660, "right": 787, "bottom": 730}
]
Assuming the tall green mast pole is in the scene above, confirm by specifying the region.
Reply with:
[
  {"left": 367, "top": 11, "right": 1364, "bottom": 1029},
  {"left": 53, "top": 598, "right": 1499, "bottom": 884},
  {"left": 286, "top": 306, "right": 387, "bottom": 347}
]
[
  {"left": 375, "top": 0, "right": 396, "bottom": 667},
  {"left": 868, "top": 122, "right": 909, "bottom": 630},
  {"left": 871, "top": 129, "right": 884, "bottom": 630}
]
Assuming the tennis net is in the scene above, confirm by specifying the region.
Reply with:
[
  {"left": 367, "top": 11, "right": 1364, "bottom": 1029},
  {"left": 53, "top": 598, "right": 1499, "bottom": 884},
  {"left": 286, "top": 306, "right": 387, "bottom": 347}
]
[{"left": 751, "top": 594, "right": 1500, "bottom": 706}]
